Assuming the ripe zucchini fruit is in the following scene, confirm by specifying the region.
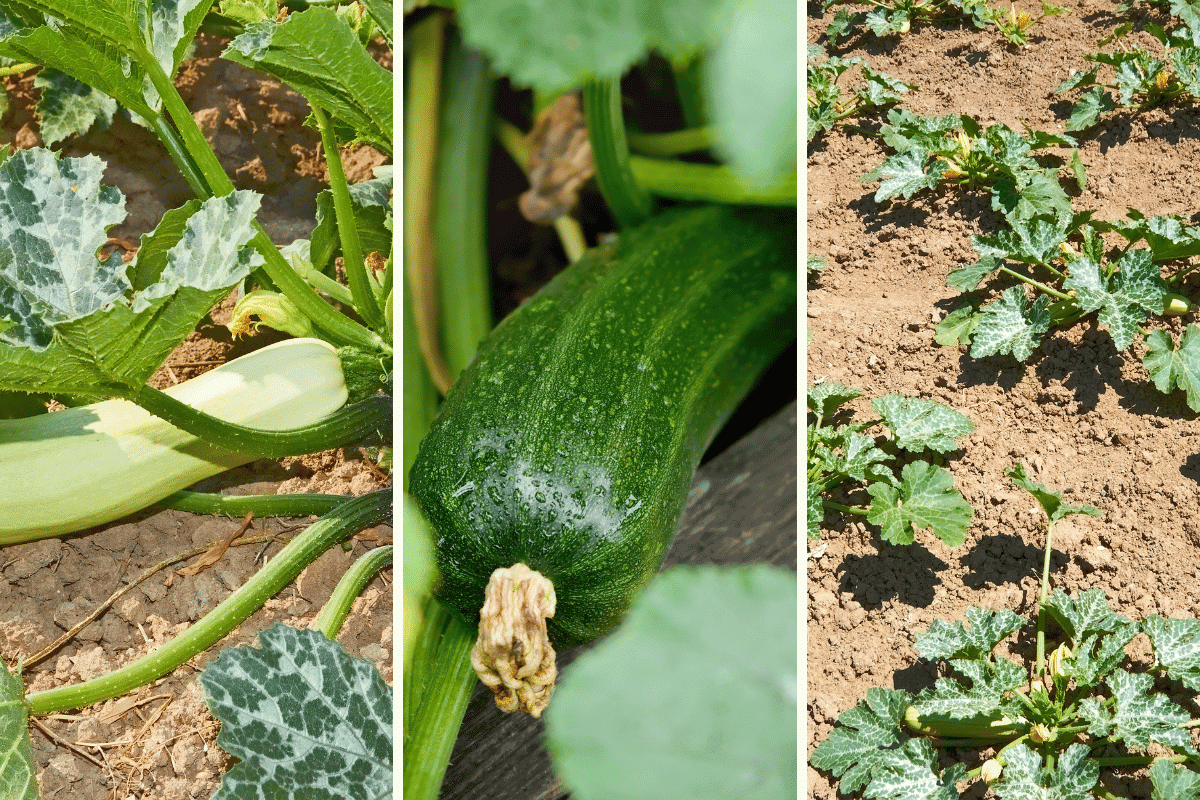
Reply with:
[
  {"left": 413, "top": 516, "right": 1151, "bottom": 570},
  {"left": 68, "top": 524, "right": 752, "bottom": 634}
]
[{"left": 409, "top": 204, "right": 796, "bottom": 653}]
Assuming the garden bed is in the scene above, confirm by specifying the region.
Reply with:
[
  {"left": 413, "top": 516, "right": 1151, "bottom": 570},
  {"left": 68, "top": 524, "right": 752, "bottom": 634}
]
[{"left": 807, "top": 0, "right": 1200, "bottom": 796}]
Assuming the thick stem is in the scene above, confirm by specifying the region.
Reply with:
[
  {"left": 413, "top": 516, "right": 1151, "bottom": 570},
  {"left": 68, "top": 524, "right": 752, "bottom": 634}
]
[
  {"left": 160, "top": 490, "right": 352, "bottom": 517},
  {"left": 1036, "top": 520, "right": 1055, "bottom": 683},
  {"left": 128, "top": 386, "right": 390, "bottom": 459},
  {"left": 26, "top": 490, "right": 392, "bottom": 716},
  {"left": 315, "top": 545, "right": 393, "bottom": 639},
  {"left": 583, "top": 78, "right": 654, "bottom": 228},
  {"left": 312, "top": 104, "right": 385, "bottom": 330},
  {"left": 403, "top": 598, "right": 478, "bottom": 800},
  {"left": 629, "top": 156, "right": 797, "bottom": 205},
  {"left": 627, "top": 126, "right": 713, "bottom": 157}
]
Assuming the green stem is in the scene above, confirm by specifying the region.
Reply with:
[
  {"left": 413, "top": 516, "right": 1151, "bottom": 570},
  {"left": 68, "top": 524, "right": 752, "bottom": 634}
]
[
  {"left": 435, "top": 33, "right": 495, "bottom": 378},
  {"left": 403, "top": 598, "right": 478, "bottom": 800},
  {"left": 629, "top": 156, "right": 797, "bottom": 205},
  {"left": 128, "top": 386, "right": 390, "bottom": 459},
  {"left": 627, "top": 126, "right": 713, "bottom": 157},
  {"left": 824, "top": 500, "right": 867, "bottom": 515},
  {"left": 312, "top": 104, "right": 385, "bottom": 331},
  {"left": 582, "top": 78, "right": 654, "bottom": 228},
  {"left": 26, "top": 490, "right": 391, "bottom": 716},
  {"left": 315, "top": 544, "right": 393, "bottom": 639},
  {"left": 144, "top": 49, "right": 387, "bottom": 353},
  {"left": 672, "top": 56, "right": 707, "bottom": 129},
  {"left": 160, "top": 490, "right": 352, "bottom": 517},
  {"left": 998, "top": 265, "right": 1072, "bottom": 300},
  {"left": 1036, "top": 519, "right": 1055, "bottom": 682}
]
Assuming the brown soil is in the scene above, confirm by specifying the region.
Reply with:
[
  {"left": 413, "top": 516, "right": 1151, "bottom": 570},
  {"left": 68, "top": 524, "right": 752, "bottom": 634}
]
[
  {"left": 806, "top": 1, "right": 1200, "bottom": 797},
  {"left": 0, "top": 35, "right": 392, "bottom": 800}
]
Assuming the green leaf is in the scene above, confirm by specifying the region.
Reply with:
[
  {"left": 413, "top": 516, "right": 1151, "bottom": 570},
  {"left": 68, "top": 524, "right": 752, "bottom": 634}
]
[
  {"left": 1144, "top": 324, "right": 1200, "bottom": 412},
  {"left": 545, "top": 564, "right": 797, "bottom": 800},
  {"left": 806, "top": 381, "right": 861, "bottom": 417},
  {"left": 916, "top": 606, "right": 1025, "bottom": 661},
  {"left": 311, "top": 167, "right": 393, "bottom": 270},
  {"left": 993, "top": 743, "right": 1098, "bottom": 800},
  {"left": 33, "top": 66, "right": 117, "bottom": 147},
  {"left": 872, "top": 393, "right": 975, "bottom": 453},
  {"left": 807, "top": 481, "right": 823, "bottom": 540},
  {"left": 863, "top": 738, "right": 965, "bottom": 800},
  {"left": 970, "top": 287, "right": 1052, "bottom": 362},
  {"left": 1151, "top": 758, "right": 1200, "bottom": 800},
  {"left": 1109, "top": 212, "right": 1200, "bottom": 262},
  {"left": 946, "top": 256, "right": 1001, "bottom": 293},
  {"left": 1145, "top": 615, "right": 1200, "bottom": 692},
  {"left": 934, "top": 304, "right": 981, "bottom": 346},
  {"left": 990, "top": 167, "right": 1072, "bottom": 223},
  {"left": 223, "top": 7, "right": 393, "bottom": 154},
  {"left": 866, "top": 460, "right": 973, "bottom": 546},
  {"left": 832, "top": 430, "right": 892, "bottom": 484},
  {"left": 865, "top": 148, "right": 941, "bottom": 203},
  {"left": 0, "top": 660, "right": 37, "bottom": 800},
  {"left": 1064, "top": 249, "right": 1165, "bottom": 351},
  {"left": 1066, "top": 87, "right": 1116, "bottom": 131},
  {"left": 1007, "top": 463, "right": 1102, "bottom": 524},
  {"left": 1070, "top": 148, "right": 1086, "bottom": 190},
  {"left": 1040, "top": 589, "right": 1129, "bottom": 643},
  {"left": 0, "top": 149, "right": 262, "bottom": 395},
  {"left": 911, "top": 657, "right": 1026, "bottom": 719},
  {"left": 1063, "top": 624, "right": 1139, "bottom": 688},
  {"left": 200, "top": 625, "right": 392, "bottom": 800},
  {"left": 1089, "top": 670, "right": 1194, "bottom": 752},
  {"left": 455, "top": 0, "right": 738, "bottom": 92},
  {"left": 810, "top": 687, "right": 913, "bottom": 795},
  {"left": 973, "top": 214, "right": 1072, "bottom": 267},
  {"left": 706, "top": 0, "right": 796, "bottom": 187}
]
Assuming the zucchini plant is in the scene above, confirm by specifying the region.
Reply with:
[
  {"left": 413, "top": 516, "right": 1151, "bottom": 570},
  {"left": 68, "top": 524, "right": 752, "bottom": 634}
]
[
  {"left": 0, "top": 1, "right": 393, "bottom": 796},
  {"left": 807, "top": 44, "right": 913, "bottom": 143},
  {"left": 402, "top": 2, "right": 798, "bottom": 798},
  {"left": 935, "top": 206, "right": 1200, "bottom": 411},
  {"left": 807, "top": 382, "right": 976, "bottom": 545},
  {"left": 812, "top": 464, "right": 1200, "bottom": 799},
  {"left": 820, "top": 0, "right": 1065, "bottom": 46}
]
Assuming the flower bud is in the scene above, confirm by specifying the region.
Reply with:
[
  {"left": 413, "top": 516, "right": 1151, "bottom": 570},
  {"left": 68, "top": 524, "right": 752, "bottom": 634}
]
[
  {"left": 1030, "top": 723, "right": 1053, "bottom": 743},
  {"left": 981, "top": 758, "right": 1003, "bottom": 785},
  {"left": 229, "top": 290, "right": 314, "bottom": 339},
  {"left": 1048, "top": 642, "right": 1073, "bottom": 680}
]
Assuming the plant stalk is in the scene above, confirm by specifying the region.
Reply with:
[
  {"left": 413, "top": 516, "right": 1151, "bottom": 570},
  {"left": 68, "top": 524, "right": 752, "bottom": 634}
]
[
  {"left": 311, "top": 103, "right": 386, "bottom": 331},
  {"left": 315, "top": 544, "right": 394, "bottom": 639},
  {"left": 629, "top": 156, "right": 797, "bottom": 205},
  {"left": 403, "top": 598, "right": 479, "bottom": 800},
  {"left": 26, "top": 490, "right": 392, "bottom": 716},
  {"left": 582, "top": 78, "right": 654, "bottom": 228},
  {"left": 160, "top": 490, "right": 352, "bottom": 517}
]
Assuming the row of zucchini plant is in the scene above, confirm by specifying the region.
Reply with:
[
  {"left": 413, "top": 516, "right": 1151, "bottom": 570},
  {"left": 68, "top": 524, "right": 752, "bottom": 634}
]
[{"left": 809, "top": 0, "right": 1200, "bottom": 797}]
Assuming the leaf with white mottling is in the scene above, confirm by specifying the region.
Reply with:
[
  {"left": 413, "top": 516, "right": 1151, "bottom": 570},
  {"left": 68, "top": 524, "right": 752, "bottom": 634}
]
[
  {"left": 1096, "top": 670, "right": 1193, "bottom": 752},
  {"left": 33, "top": 67, "right": 117, "bottom": 146},
  {"left": 862, "top": 738, "right": 965, "bottom": 800},
  {"left": 969, "top": 286, "right": 1052, "bottom": 362},
  {"left": 910, "top": 657, "right": 1025, "bottom": 719},
  {"left": 201, "top": 625, "right": 393, "bottom": 800},
  {"left": 872, "top": 393, "right": 975, "bottom": 453},
  {"left": 1064, "top": 249, "right": 1164, "bottom": 350},
  {"left": 1151, "top": 758, "right": 1200, "bottom": 800},
  {"left": 1146, "top": 616, "right": 1200, "bottom": 692},
  {"left": 915, "top": 606, "right": 1025, "bottom": 661},
  {"left": 993, "top": 743, "right": 1098, "bottom": 800},
  {"left": 865, "top": 148, "right": 941, "bottom": 203},
  {"left": 0, "top": 661, "right": 37, "bottom": 800},
  {"left": 1041, "top": 589, "right": 1128, "bottom": 643},
  {"left": 806, "top": 381, "right": 861, "bottom": 418},
  {"left": 810, "top": 688, "right": 913, "bottom": 795}
]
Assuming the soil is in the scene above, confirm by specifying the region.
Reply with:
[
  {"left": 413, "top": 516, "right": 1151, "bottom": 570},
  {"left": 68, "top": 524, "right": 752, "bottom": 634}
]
[
  {"left": 806, "top": 1, "right": 1200, "bottom": 797},
  {"left": 0, "top": 34, "right": 392, "bottom": 800}
]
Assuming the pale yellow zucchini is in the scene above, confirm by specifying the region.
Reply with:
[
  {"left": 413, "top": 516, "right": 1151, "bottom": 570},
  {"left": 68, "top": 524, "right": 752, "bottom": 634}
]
[{"left": 0, "top": 337, "right": 348, "bottom": 544}]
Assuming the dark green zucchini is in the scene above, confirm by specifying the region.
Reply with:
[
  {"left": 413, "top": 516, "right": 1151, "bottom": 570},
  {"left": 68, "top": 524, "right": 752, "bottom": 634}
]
[{"left": 409, "top": 203, "right": 795, "bottom": 667}]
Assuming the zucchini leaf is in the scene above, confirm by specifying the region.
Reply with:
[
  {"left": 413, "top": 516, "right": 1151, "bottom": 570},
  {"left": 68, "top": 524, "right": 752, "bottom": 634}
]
[
  {"left": 1007, "top": 463, "right": 1101, "bottom": 525},
  {"left": 915, "top": 606, "right": 1025, "bottom": 661},
  {"left": 1079, "top": 670, "right": 1194, "bottom": 752},
  {"left": 1041, "top": 588, "right": 1130, "bottom": 644},
  {"left": 910, "top": 657, "right": 1026, "bottom": 719},
  {"left": 809, "top": 687, "right": 913, "bottom": 795},
  {"left": 866, "top": 460, "right": 974, "bottom": 546},
  {"left": 993, "top": 743, "right": 1098, "bottom": 800},
  {"left": 200, "top": 624, "right": 393, "bottom": 800},
  {"left": 0, "top": 0, "right": 209, "bottom": 122},
  {"left": 0, "top": 660, "right": 37, "bottom": 800},
  {"left": 0, "top": 147, "right": 262, "bottom": 395},
  {"left": 1145, "top": 615, "right": 1200, "bottom": 692},
  {"left": 33, "top": 67, "right": 117, "bottom": 147},
  {"left": 223, "top": 7, "right": 392, "bottom": 154},
  {"left": 545, "top": 564, "right": 796, "bottom": 800},
  {"left": 969, "top": 286, "right": 1052, "bottom": 362},
  {"left": 1063, "top": 249, "right": 1165, "bottom": 351},
  {"left": 1144, "top": 324, "right": 1200, "bottom": 412},
  {"left": 1150, "top": 758, "right": 1200, "bottom": 800},
  {"left": 859, "top": 738, "right": 965, "bottom": 800},
  {"left": 872, "top": 393, "right": 975, "bottom": 453}
]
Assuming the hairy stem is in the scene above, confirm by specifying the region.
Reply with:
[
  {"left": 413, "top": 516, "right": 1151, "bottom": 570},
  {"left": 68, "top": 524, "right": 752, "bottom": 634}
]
[
  {"left": 26, "top": 490, "right": 392, "bottom": 716},
  {"left": 315, "top": 544, "right": 394, "bottom": 639}
]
